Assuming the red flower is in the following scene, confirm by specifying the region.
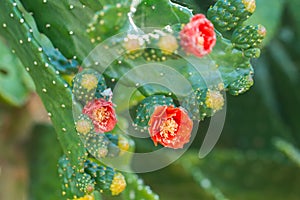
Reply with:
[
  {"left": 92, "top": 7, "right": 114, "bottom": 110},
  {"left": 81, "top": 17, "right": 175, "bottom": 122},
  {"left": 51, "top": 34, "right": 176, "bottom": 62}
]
[
  {"left": 180, "top": 14, "right": 216, "bottom": 58},
  {"left": 83, "top": 99, "right": 117, "bottom": 133},
  {"left": 148, "top": 106, "right": 193, "bottom": 149}
]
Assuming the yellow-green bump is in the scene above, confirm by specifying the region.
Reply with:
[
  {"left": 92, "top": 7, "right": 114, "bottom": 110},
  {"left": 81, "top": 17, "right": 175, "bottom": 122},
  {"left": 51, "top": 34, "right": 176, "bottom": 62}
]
[
  {"left": 73, "top": 194, "right": 94, "bottom": 200},
  {"left": 81, "top": 74, "right": 98, "bottom": 91},
  {"left": 157, "top": 34, "right": 179, "bottom": 55},
  {"left": 76, "top": 119, "right": 92, "bottom": 135},
  {"left": 110, "top": 173, "right": 126, "bottom": 196},
  {"left": 205, "top": 90, "right": 224, "bottom": 111},
  {"left": 242, "top": 0, "right": 256, "bottom": 13}
]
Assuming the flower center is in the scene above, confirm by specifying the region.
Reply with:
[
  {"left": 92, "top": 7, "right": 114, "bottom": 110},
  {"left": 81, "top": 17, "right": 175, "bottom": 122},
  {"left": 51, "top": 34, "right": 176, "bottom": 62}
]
[
  {"left": 159, "top": 118, "right": 178, "bottom": 138},
  {"left": 94, "top": 107, "right": 110, "bottom": 125}
]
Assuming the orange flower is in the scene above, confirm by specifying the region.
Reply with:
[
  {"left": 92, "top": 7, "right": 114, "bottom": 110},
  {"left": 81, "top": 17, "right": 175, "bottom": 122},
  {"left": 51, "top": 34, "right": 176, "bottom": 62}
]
[
  {"left": 180, "top": 14, "right": 216, "bottom": 58},
  {"left": 83, "top": 99, "right": 117, "bottom": 133},
  {"left": 148, "top": 106, "right": 193, "bottom": 149}
]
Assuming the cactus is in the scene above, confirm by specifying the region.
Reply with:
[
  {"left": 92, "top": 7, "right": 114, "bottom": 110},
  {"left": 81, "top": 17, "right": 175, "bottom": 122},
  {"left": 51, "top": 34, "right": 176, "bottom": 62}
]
[
  {"left": 207, "top": 0, "right": 256, "bottom": 32},
  {"left": 0, "top": 0, "right": 267, "bottom": 199},
  {"left": 182, "top": 88, "right": 225, "bottom": 120},
  {"left": 0, "top": 0, "right": 86, "bottom": 168},
  {"left": 84, "top": 159, "right": 126, "bottom": 196},
  {"left": 0, "top": 38, "right": 34, "bottom": 106},
  {"left": 134, "top": 95, "right": 175, "bottom": 128},
  {"left": 73, "top": 68, "right": 107, "bottom": 105}
]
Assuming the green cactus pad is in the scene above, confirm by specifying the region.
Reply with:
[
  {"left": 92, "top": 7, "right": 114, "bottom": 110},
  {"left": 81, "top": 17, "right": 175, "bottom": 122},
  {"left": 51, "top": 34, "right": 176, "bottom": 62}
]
[
  {"left": 74, "top": 114, "right": 122, "bottom": 159},
  {"left": 207, "top": 0, "right": 256, "bottom": 32},
  {"left": 72, "top": 68, "right": 107, "bottom": 105},
  {"left": 87, "top": 4, "right": 130, "bottom": 43},
  {"left": 0, "top": 0, "right": 86, "bottom": 168},
  {"left": 0, "top": 38, "right": 34, "bottom": 106},
  {"left": 133, "top": 95, "right": 175, "bottom": 128},
  {"left": 58, "top": 155, "right": 94, "bottom": 199},
  {"left": 48, "top": 49, "right": 79, "bottom": 74},
  {"left": 133, "top": 0, "right": 193, "bottom": 27},
  {"left": 227, "top": 70, "right": 254, "bottom": 95},
  {"left": 21, "top": 0, "right": 96, "bottom": 61},
  {"left": 182, "top": 89, "right": 225, "bottom": 120},
  {"left": 244, "top": 48, "right": 261, "bottom": 58},
  {"left": 232, "top": 24, "right": 266, "bottom": 50},
  {"left": 84, "top": 159, "right": 126, "bottom": 196}
]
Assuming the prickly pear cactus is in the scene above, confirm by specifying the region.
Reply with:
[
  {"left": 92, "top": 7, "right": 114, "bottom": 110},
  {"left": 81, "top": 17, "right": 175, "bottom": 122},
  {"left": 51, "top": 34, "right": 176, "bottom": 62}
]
[{"left": 0, "top": 0, "right": 266, "bottom": 199}]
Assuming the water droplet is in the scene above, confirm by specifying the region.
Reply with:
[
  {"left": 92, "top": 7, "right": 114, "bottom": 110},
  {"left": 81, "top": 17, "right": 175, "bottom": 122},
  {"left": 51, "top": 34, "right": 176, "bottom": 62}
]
[
  {"left": 33, "top": 61, "right": 38, "bottom": 65},
  {"left": 43, "top": 0, "right": 47, "bottom": 3},
  {"left": 45, "top": 24, "right": 51, "bottom": 28},
  {"left": 45, "top": 63, "right": 49, "bottom": 68},
  {"left": 10, "top": 13, "right": 14, "bottom": 18},
  {"left": 19, "top": 40, "right": 23, "bottom": 44},
  {"left": 69, "top": 5, "right": 74, "bottom": 9},
  {"left": 52, "top": 80, "right": 56, "bottom": 85},
  {"left": 42, "top": 88, "right": 47, "bottom": 93},
  {"left": 20, "top": 18, "right": 24, "bottom": 23},
  {"left": 69, "top": 31, "right": 74, "bottom": 35},
  {"left": 48, "top": 112, "right": 52, "bottom": 117},
  {"left": 26, "top": 67, "right": 30, "bottom": 71},
  {"left": 2, "top": 23, "right": 7, "bottom": 28},
  {"left": 62, "top": 128, "right": 67, "bottom": 132},
  {"left": 61, "top": 104, "right": 66, "bottom": 108}
]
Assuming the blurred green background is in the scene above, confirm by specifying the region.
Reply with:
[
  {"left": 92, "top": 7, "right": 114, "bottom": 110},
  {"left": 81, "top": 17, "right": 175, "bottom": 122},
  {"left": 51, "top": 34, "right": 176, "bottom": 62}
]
[{"left": 1, "top": 0, "right": 300, "bottom": 199}]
